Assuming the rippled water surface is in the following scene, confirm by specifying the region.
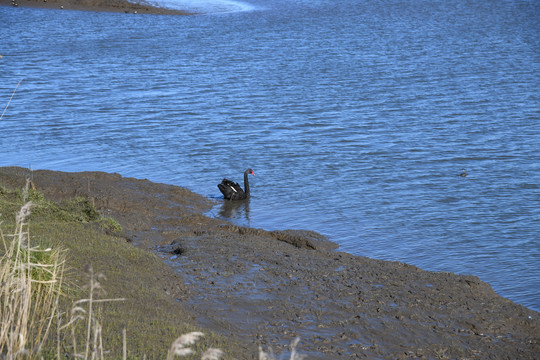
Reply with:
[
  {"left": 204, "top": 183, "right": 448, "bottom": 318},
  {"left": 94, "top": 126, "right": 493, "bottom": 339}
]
[{"left": 1, "top": 0, "right": 539, "bottom": 311}]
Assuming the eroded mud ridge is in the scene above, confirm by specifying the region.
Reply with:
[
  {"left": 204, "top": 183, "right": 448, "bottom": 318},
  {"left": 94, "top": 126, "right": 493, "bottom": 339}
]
[{"left": 1, "top": 167, "right": 538, "bottom": 359}]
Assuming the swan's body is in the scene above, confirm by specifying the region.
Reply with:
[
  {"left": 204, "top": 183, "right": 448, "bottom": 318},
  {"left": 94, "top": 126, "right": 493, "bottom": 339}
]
[{"left": 218, "top": 169, "right": 254, "bottom": 200}]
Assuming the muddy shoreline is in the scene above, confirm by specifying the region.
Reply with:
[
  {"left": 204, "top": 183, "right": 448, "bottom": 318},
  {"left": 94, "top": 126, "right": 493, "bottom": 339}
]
[
  {"left": 1, "top": 166, "right": 538, "bottom": 359},
  {"left": 0, "top": 0, "right": 192, "bottom": 15}
]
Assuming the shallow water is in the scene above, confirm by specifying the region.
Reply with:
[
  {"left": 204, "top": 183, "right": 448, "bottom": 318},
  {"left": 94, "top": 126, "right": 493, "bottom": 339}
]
[{"left": 1, "top": 0, "right": 539, "bottom": 311}]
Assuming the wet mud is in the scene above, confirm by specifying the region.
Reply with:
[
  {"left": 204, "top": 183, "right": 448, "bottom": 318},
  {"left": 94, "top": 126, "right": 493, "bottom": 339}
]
[{"left": 1, "top": 167, "right": 538, "bottom": 359}]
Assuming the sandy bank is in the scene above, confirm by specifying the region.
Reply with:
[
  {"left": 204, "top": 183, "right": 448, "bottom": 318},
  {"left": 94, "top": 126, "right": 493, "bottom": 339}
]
[
  {"left": 1, "top": 166, "right": 538, "bottom": 359},
  {"left": 0, "top": 0, "right": 192, "bottom": 15}
]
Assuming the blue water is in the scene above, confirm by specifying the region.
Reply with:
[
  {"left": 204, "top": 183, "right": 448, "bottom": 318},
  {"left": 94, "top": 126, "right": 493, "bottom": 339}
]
[{"left": 1, "top": 0, "right": 539, "bottom": 312}]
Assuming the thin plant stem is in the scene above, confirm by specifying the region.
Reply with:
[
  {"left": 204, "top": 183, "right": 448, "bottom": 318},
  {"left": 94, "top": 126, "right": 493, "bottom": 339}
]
[
  {"left": 0, "top": 79, "right": 22, "bottom": 120},
  {"left": 85, "top": 269, "right": 94, "bottom": 360},
  {"left": 123, "top": 328, "right": 127, "bottom": 360}
]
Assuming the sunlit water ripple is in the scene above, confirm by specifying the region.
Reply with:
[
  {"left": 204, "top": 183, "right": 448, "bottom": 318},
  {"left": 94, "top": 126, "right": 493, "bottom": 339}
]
[{"left": 1, "top": 0, "right": 539, "bottom": 311}]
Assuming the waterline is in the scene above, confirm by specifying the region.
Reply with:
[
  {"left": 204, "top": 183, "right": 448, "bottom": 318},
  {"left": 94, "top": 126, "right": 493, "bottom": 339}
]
[{"left": 147, "top": 0, "right": 257, "bottom": 13}]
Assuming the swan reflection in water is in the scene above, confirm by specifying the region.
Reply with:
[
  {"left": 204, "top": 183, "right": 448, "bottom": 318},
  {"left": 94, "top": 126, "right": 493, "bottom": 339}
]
[{"left": 218, "top": 197, "right": 251, "bottom": 224}]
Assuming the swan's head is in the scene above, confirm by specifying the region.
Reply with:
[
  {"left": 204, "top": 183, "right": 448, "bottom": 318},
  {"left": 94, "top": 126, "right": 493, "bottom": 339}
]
[{"left": 246, "top": 169, "right": 255, "bottom": 175}]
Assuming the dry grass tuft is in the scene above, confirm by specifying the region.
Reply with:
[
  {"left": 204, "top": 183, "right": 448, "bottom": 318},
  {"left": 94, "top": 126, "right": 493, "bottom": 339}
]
[
  {"left": 168, "top": 331, "right": 204, "bottom": 358},
  {"left": 202, "top": 348, "right": 225, "bottom": 360},
  {"left": 259, "top": 337, "right": 306, "bottom": 360},
  {"left": 168, "top": 332, "right": 227, "bottom": 360}
]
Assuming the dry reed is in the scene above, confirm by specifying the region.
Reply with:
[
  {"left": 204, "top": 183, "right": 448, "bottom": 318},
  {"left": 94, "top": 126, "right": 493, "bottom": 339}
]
[{"left": 0, "top": 181, "right": 64, "bottom": 358}]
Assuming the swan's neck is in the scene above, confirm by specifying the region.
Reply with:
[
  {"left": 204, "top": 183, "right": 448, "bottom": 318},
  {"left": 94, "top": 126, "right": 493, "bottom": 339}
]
[{"left": 244, "top": 171, "right": 250, "bottom": 196}]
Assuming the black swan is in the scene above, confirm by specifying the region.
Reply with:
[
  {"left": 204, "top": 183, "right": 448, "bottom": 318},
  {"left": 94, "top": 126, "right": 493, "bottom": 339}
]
[{"left": 218, "top": 169, "right": 255, "bottom": 200}]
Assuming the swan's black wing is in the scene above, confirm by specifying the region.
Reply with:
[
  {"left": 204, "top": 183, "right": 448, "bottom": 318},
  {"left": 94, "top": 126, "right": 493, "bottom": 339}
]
[{"left": 218, "top": 178, "right": 246, "bottom": 200}]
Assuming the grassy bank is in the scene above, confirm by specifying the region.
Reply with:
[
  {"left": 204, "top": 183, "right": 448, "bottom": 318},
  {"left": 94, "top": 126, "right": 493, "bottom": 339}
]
[{"left": 0, "top": 182, "right": 245, "bottom": 359}]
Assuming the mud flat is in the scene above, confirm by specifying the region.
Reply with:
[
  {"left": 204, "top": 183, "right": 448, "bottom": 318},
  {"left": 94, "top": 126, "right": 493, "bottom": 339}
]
[
  {"left": 1, "top": 166, "right": 538, "bottom": 359},
  {"left": 0, "top": 0, "right": 191, "bottom": 15}
]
